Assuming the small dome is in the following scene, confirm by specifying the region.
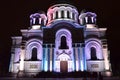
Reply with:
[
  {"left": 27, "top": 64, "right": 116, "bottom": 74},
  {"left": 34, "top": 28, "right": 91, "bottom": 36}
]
[
  {"left": 30, "top": 12, "right": 47, "bottom": 29},
  {"left": 47, "top": 4, "right": 79, "bottom": 25},
  {"left": 79, "top": 12, "right": 97, "bottom": 25}
]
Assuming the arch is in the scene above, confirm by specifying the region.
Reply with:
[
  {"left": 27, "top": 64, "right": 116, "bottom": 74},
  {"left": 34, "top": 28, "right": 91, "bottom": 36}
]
[
  {"left": 48, "top": 19, "right": 81, "bottom": 28},
  {"left": 55, "top": 11, "right": 58, "bottom": 19},
  {"left": 67, "top": 11, "right": 70, "bottom": 18},
  {"left": 25, "top": 39, "right": 42, "bottom": 60},
  {"left": 55, "top": 29, "right": 72, "bottom": 49},
  {"left": 61, "top": 10, "right": 64, "bottom": 18},
  {"left": 57, "top": 53, "right": 71, "bottom": 61},
  {"left": 56, "top": 29, "right": 71, "bottom": 39},
  {"left": 87, "top": 16, "right": 92, "bottom": 24},
  {"left": 90, "top": 47, "right": 97, "bottom": 60},
  {"left": 35, "top": 18, "right": 39, "bottom": 25},
  {"left": 31, "top": 47, "right": 38, "bottom": 61},
  {"left": 57, "top": 53, "right": 71, "bottom": 72},
  {"left": 72, "top": 13, "right": 75, "bottom": 20},
  {"left": 85, "top": 39, "right": 103, "bottom": 60},
  {"left": 59, "top": 36, "right": 69, "bottom": 49},
  {"left": 30, "top": 19, "right": 33, "bottom": 26},
  {"left": 41, "top": 18, "right": 44, "bottom": 26}
]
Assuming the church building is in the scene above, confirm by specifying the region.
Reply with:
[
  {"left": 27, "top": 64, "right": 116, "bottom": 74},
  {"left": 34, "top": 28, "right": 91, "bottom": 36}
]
[{"left": 9, "top": 3, "right": 111, "bottom": 76}]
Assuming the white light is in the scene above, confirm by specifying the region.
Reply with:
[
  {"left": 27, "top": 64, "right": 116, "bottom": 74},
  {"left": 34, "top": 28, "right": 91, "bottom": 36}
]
[
  {"left": 20, "top": 61, "right": 24, "bottom": 70},
  {"left": 20, "top": 49, "right": 24, "bottom": 71},
  {"left": 86, "top": 24, "right": 95, "bottom": 28},
  {"left": 85, "top": 17, "right": 88, "bottom": 23},
  {"left": 99, "top": 28, "right": 107, "bottom": 31},
  {"left": 58, "top": 54, "right": 70, "bottom": 61},
  {"left": 70, "top": 12, "right": 72, "bottom": 19},
  {"left": 81, "top": 61, "right": 84, "bottom": 71},
  {"left": 44, "top": 60, "right": 48, "bottom": 72},
  {"left": 58, "top": 11, "right": 61, "bottom": 18},
  {"left": 105, "top": 71, "right": 112, "bottom": 76},
  {"left": 32, "top": 25, "right": 40, "bottom": 29},
  {"left": 91, "top": 17, "right": 94, "bottom": 23},
  {"left": 76, "top": 61, "right": 79, "bottom": 71},
  {"left": 103, "top": 49, "right": 110, "bottom": 70},
  {"left": 50, "top": 61, "right": 52, "bottom": 72},
  {"left": 53, "top": 12, "right": 56, "bottom": 19},
  {"left": 64, "top": 10, "right": 67, "bottom": 18}
]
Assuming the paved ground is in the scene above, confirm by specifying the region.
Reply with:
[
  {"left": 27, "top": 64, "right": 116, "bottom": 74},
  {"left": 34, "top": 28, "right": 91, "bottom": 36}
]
[{"left": 0, "top": 77, "right": 120, "bottom": 80}]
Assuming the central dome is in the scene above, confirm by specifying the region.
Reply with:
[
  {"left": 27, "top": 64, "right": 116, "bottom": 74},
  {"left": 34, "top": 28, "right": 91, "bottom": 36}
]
[{"left": 47, "top": 4, "right": 79, "bottom": 25}]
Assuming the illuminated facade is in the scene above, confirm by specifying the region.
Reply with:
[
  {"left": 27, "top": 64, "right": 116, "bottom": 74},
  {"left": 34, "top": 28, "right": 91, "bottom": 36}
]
[{"left": 9, "top": 4, "right": 111, "bottom": 76}]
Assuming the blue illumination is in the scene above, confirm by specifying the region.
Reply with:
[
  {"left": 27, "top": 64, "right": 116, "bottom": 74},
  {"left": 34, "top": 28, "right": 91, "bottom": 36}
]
[
  {"left": 83, "top": 47, "right": 87, "bottom": 70},
  {"left": 42, "top": 48, "right": 45, "bottom": 71},
  {"left": 51, "top": 47, "right": 53, "bottom": 72},
  {"left": 48, "top": 48, "right": 50, "bottom": 71},
  {"left": 44, "top": 44, "right": 48, "bottom": 72},
  {"left": 73, "top": 48, "right": 76, "bottom": 71},
  {"left": 9, "top": 3, "right": 110, "bottom": 75},
  {"left": 78, "top": 46, "right": 81, "bottom": 71},
  {"left": 81, "top": 60, "right": 84, "bottom": 71},
  {"left": 44, "top": 60, "right": 48, "bottom": 72}
]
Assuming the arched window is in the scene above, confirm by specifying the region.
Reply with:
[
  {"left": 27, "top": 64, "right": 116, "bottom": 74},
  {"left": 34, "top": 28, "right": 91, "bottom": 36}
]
[
  {"left": 30, "top": 19, "right": 33, "bottom": 26},
  {"left": 35, "top": 18, "right": 39, "bottom": 25},
  {"left": 90, "top": 47, "right": 97, "bottom": 60},
  {"left": 55, "top": 11, "right": 58, "bottom": 19},
  {"left": 61, "top": 10, "right": 64, "bottom": 18},
  {"left": 72, "top": 13, "right": 75, "bottom": 20},
  {"left": 59, "top": 36, "right": 69, "bottom": 49},
  {"left": 88, "top": 16, "right": 92, "bottom": 24},
  {"left": 31, "top": 47, "right": 38, "bottom": 61},
  {"left": 67, "top": 11, "right": 70, "bottom": 18},
  {"left": 41, "top": 18, "right": 44, "bottom": 26}
]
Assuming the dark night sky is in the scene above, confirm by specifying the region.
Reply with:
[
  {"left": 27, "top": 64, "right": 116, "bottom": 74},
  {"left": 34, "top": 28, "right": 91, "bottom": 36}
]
[{"left": 0, "top": 0, "right": 120, "bottom": 73}]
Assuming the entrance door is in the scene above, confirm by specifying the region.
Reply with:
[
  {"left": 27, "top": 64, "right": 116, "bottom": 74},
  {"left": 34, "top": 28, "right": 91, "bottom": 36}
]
[{"left": 60, "top": 61, "right": 68, "bottom": 73}]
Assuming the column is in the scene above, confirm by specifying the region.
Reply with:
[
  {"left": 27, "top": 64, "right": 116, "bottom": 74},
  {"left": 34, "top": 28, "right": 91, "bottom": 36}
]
[
  {"left": 70, "top": 12, "right": 73, "bottom": 19},
  {"left": 9, "top": 53, "right": 14, "bottom": 72},
  {"left": 78, "top": 44, "right": 81, "bottom": 71},
  {"left": 79, "top": 44, "right": 84, "bottom": 71},
  {"left": 33, "top": 18, "right": 36, "bottom": 24},
  {"left": 64, "top": 10, "right": 67, "bottom": 18},
  {"left": 85, "top": 17, "right": 88, "bottom": 23},
  {"left": 74, "top": 14, "right": 77, "bottom": 21},
  {"left": 39, "top": 18, "right": 41, "bottom": 24},
  {"left": 58, "top": 11, "right": 61, "bottom": 18},
  {"left": 19, "top": 46, "right": 25, "bottom": 71},
  {"left": 48, "top": 47, "right": 50, "bottom": 71},
  {"left": 42, "top": 46, "right": 45, "bottom": 71},
  {"left": 80, "top": 18, "right": 83, "bottom": 25},
  {"left": 50, "top": 44, "right": 53, "bottom": 72},
  {"left": 82, "top": 44, "right": 87, "bottom": 71},
  {"left": 91, "top": 17, "right": 94, "bottom": 23},
  {"left": 73, "top": 46, "right": 76, "bottom": 71},
  {"left": 44, "top": 44, "right": 48, "bottom": 72},
  {"left": 53, "top": 12, "right": 56, "bottom": 19},
  {"left": 52, "top": 45, "right": 54, "bottom": 72},
  {"left": 103, "top": 48, "right": 110, "bottom": 70},
  {"left": 75, "top": 44, "right": 79, "bottom": 71}
]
